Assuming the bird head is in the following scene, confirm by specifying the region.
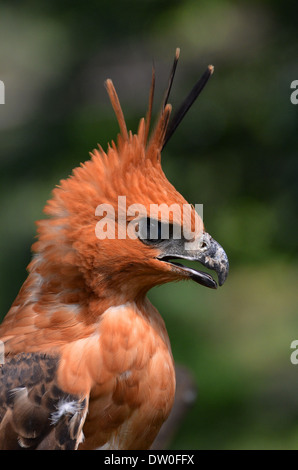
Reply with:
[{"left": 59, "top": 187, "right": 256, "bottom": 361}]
[{"left": 32, "top": 49, "right": 229, "bottom": 303}]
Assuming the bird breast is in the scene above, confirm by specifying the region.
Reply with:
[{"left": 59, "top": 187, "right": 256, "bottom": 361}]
[{"left": 57, "top": 302, "right": 176, "bottom": 449}]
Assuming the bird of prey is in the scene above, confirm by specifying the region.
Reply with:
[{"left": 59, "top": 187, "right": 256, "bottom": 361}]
[{"left": 0, "top": 49, "right": 229, "bottom": 450}]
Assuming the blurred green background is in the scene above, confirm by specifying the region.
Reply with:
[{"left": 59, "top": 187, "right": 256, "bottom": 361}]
[{"left": 0, "top": 0, "right": 298, "bottom": 449}]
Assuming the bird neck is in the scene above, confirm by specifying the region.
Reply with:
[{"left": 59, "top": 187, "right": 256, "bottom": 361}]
[{"left": 22, "top": 253, "right": 150, "bottom": 323}]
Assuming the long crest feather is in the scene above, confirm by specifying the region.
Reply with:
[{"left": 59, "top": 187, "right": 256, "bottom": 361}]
[
  {"left": 144, "top": 66, "right": 155, "bottom": 146},
  {"left": 162, "top": 64, "right": 214, "bottom": 150},
  {"left": 105, "top": 79, "right": 129, "bottom": 141},
  {"left": 146, "top": 103, "right": 172, "bottom": 161},
  {"left": 104, "top": 50, "right": 214, "bottom": 161},
  {"left": 162, "top": 47, "right": 180, "bottom": 110},
  {"left": 144, "top": 48, "right": 180, "bottom": 158}
]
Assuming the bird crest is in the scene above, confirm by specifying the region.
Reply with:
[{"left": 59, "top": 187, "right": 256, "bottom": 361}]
[{"left": 28, "top": 49, "right": 226, "bottom": 303}]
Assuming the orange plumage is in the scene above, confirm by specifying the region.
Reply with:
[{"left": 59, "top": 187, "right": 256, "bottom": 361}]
[{"left": 0, "top": 49, "right": 228, "bottom": 450}]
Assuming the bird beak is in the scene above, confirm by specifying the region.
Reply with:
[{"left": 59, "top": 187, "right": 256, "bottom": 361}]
[{"left": 156, "top": 231, "right": 229, "bottom": 289}]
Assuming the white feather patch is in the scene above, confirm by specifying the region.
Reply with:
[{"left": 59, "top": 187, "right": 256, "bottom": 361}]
[
  {"left": 9, "top": 386, "right": 27, "bottom": 399},
  {"left": 50, "top": 398, "right": 82, "bottom": 425}
]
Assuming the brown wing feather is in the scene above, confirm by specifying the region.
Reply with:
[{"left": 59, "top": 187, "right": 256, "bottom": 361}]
[{"left": 0, "top": 353, "right": 88, "bottom": 450}]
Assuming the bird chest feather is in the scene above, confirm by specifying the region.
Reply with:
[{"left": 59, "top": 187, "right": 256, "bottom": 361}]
[{"left": 56, "top": 302, "right": 175, "bottom": 449}]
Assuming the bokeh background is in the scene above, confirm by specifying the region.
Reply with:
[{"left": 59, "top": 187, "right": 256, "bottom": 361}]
[{"left": 0, "top": 0, "right": 297, "bottom": 449}]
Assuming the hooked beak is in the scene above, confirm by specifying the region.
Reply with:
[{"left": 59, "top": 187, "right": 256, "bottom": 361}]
[{"left": 157, "top": 232, "right": 229, "bottom": 289}]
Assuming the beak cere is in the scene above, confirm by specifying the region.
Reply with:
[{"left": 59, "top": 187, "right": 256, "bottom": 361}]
[{"left": 156, "top": 231, "right": 229, "bottom": 289}]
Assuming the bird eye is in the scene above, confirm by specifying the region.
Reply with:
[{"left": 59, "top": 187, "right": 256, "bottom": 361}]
[
  {"left": 139, "top": 218, "right": 164, "bottom": 244},
  {"left": 147, "top": 218, "right": 162, "bottom": 242}
]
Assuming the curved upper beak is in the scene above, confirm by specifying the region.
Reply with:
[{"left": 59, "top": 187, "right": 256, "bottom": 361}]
[
  {"left": 188, "top": 232, "right": 229, "bottom": 287},
  {"left": 156, "top": 231, "right": 229, "bottom": 289}
]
